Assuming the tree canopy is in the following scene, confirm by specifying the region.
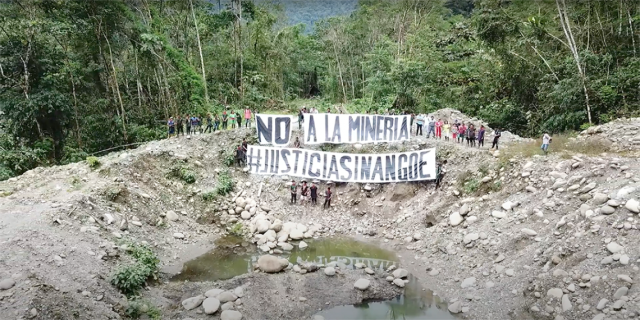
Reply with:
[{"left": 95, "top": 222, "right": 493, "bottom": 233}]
[{"left": 1, "top": 0, "right": 639, "bottom": 180}]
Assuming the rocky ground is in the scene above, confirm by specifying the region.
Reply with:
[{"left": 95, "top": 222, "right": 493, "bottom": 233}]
[{"left": 1, "top": 111, "right": 640, "bottom": 320}]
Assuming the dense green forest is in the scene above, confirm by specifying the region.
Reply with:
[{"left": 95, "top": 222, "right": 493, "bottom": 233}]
[{"left": 1, "top": 0, "right": 639, "bottom": 180}]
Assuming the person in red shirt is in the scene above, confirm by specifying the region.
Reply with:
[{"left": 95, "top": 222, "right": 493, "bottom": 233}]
[
  {"left": 435, "top": 119, "right": 443, "bottom": 139},
  {"left": 323, "top": 186, "right": 332, "bottom": 209},
  {"left": 457, "top": 123, "right": 467, "bottom": 144}
]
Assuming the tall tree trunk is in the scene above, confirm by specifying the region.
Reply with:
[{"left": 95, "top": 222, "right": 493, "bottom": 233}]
[
  {"left": 331, "top": 29, "right": 347, "bottom": 102},
  {"left": 103, "top": 33, "right": 129, "bottom": 141},
  {"left": 190, "top": 0, "right": 209, "bottom": 102},
  {"left": 557, "top": 0, "right": 593, "bottom": 124}
]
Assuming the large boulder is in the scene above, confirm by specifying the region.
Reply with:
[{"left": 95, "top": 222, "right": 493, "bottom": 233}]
[
  {"left": 256, "top": 220, "right": 270, "bottom": 233},
  {"left": 202, "top": 297, "right": 221, "bottom": 314},
  {"left": 182, "top": 295, "right": 205, "bottom": 310},
  {"left": 257, "top": 255, "right": 289, "bottom": 273}
]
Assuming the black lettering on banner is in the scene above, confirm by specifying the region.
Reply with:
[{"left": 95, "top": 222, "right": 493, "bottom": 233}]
[
  {"left": 324, "top": 114, "right": 330, "bottom": 143},
  {"left": 409, "top": 153, "right": 419, "bottom": 180},
  {"left": 322, "top": 154, "right": 328, "bottom": 179},
  {"left": 393, "top": 117, "right": 398, "bottom": 141},
  {"left": 247, "top": 147, "right": 256, "bottom": 172},
  {"left": 419, "top": 150, "right": 430, "bottom": 179},
  {"left": 274, "top": 117, "right": 290, "bottom": 145},
  {"left": 364, "top": 117, "right": 375, "bottom": 142},
  {"left": 349, "top": 116, "right": 360, "bottom": 143},
  {"left": 384, "top": 117, "right": 393, "bottom": 141},
  {"left": 308, "top": 153, "right": 321, "bottom": 177},
  {"left": 339, "top": 155, "right": 353, "bottom": 180},
  {"left": 282, "top": 149, "right": 291, "bottom": 173},
  {"left": 371, "top": 156, "right": 384, "bottom": 181},
  {"left": 302, "top": 151, "right": 309, "bottom": 175},
  {"left": 375, "top": 116, "right": 383, "bottom": 141},
  {"left": 292, "top": 149, "right": 302, "bottom": 174},
  {"left": 256, "top": 116, "right": 272, "bottom": 144},
  {"left": 307, "top": 115, "right": 317, "bottom": 143},
  {"left": 354, "top": 155, "right": 359, "bottom": 180},
  {"left": 398, "top": 154, "right": 408, "bottom": 181},
  {"left": 270, "top": 150, "right": 279, "bottom": 174},
  {"left": 398, "top": 117, "right": 409, "bottom": 141},
  {"left": 260, "top": 150, "right": 270, "bottom": 173},
  {"left": 385, "top": 155, "right": 396, "bottom": 181},
  {"left": 327, "top": 155, "right": 340, "bottom": 180},
  {"left": 361, "top": 156, "right": 373, "bottom": 181},
  {"left": 332, "top": 116, "right": 341, "bottom": 143}
]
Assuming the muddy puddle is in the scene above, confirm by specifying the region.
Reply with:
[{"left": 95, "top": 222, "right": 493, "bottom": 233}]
[{"left": 169, "top": 236, "right": 454, "bottom": 319}]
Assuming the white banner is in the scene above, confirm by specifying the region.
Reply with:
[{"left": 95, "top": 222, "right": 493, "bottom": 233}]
[
  {"left": 302, "top": 113, "right": 410, "bottom": 145},
  {"left": 246, "top": 146, "right": 436, "bottom": 183},
  {"left": 255, "top": 114, "right": 294, "bottom": 146}
]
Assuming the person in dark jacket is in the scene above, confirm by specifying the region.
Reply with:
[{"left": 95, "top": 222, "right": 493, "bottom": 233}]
[
  {"left": 435, "top": 160, "right": 447, "bottom": 190},
  {"left": 477, "top": 125, "right": 486, "bottom": 147},
  {"left": 323, "top": 186, "right": 332, "bottom": 209},
  {"left": 185, "top": 114, "right": 192, "bottom": 135},
  {"left": 310, "top": 182, "right": 318, "bottom": 205},
  {"left": 235, "top": 145, "right": 245, "bottom": 166},
  {"left": 176, "top": 116, "right": 184, "bottom": 136},
  {"left": 491, "top": 128, "right": 501, "bottom": 150}
]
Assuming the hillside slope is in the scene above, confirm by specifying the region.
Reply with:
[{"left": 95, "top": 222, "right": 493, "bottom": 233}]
[{"left": 0, "top": 114, "right": 639, "bottom": 320}]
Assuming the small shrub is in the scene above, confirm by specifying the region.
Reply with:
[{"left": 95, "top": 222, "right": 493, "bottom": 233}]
[
  {"left": 86, "top": 156, "right": 100, "bottom": 168},
  {"left": 202, "top": 191, "right": 216, "bottom": 201},
  {"left": 125, "top": 298, "right": 161, "bottom": 319},
  {"left": 579, "top": 122, "right": 593, "bottom": 131},
  {"left": 215, "top": 171, "right": 235, "bottom": 196},
  {"left": 223, "top": 153, "right": 235, "bottom": 167},
  {"left": 229, "top": 223, "right": 244, "bottom": 237},
  {"left": 110, "top": 244, "right": 159, "bottom": 296},
  {"left": 463, "top": 178, "right": 480, "bottom": 194},
  {"left": 104, "top": 186, "right": 124, "bottom": 201},
  {"left": 169, "top": 165, "right": 196, "bottom": 184}
]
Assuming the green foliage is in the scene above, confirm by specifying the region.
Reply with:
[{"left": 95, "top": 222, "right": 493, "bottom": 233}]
[
  {"left": 125, "top": 298, "right": 161, "bottom": 319},
  {"left": 169, "top": 165, "right": 197, "bottom": 184},
  {"left": 110, "top": 244, "right": 159, "bottom": 296},
  {"left": 86, "top": 156, "right": 100, "bottom": 168},
  {"left": 215, "top": 171, "right": 235, "bottom": 196},
  {"left": 202, "top": 191, "right": 217, "bottom": 201},
  {"left": 223, "top": 152, "right": 236, "bottom": 167},
  {"left": 104, "top": 186, "right": 125, "bottom": 201},
  {"left": 229, "top": 222, "right": 245, "bottom": 237}
]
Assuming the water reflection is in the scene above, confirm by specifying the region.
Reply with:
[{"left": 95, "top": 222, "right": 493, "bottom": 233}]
[
  {"left": 320, "top": 274, "right": 454, "bottom": 320},
  {"left": 170, "top": 236, "right": 398, "bottom": 282}
]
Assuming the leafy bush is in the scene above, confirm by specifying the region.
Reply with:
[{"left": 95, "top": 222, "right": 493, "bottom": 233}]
[
  {"left": 125, "top": 298, "right": 161, "bottom": 319},
  {"left": 215, "top": 171, "right": 235, "bottom": 196},
  {"left": 463, "top": 177, "right": 480, "bottom": 194},
  {"left": 86, "top": 156, "right": 100, "bottom": 168},
  {"left": 222, "top": 151, "right": 235, "bottom": 167},
  {"left": 110, "top": 244, "right": 159, "bottom": 296},
  {"left": 169, "top": 165, "right": 196, "bottom": 184},
  {"left": 104, "top": 186, "right": 124, "bottom": 201},
  {"left": 229, "top": 223, "right": 244, "bottom": 237},
  {"left": 202, "top": 191, "right": 216, "bottom": 201}
]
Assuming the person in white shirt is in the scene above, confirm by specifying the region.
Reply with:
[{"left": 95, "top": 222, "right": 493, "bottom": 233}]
[{"left": 541, "top": 133, "right": 551, "bottom": 154}]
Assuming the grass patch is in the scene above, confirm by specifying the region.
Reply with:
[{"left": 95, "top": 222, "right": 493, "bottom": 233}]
[
  {"left": 168, "top": 164, "right": 196, "bottom": 184},
  {"left": 110, "top": 244, "right": 159, "bottom": 296},
  {"left": 228, "top": 222, "right": 245, "bottom": 237},
  {"left": 125, "top": 298, "right": 161, "bottom": 319},
  {"left": 202, "top": 171, "right": 235, "bottom": 201},
  {"left": 86, "top": 156, "right": 100, "bottom": 168},
  {"left": 104, "top": 185, "right": 125, "bottom": 201},
  {"left": 457, "top": 170, "right": 502, "bottom": 195},
  {"left": 501, "top": 132, "right": 613, "bottom": 161}
]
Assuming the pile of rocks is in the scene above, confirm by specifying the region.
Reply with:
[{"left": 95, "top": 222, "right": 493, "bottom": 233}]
[
  {"left": 578, "top": 117, "right": 640, "bottom": 151},
  {"left": 182, "top": 286, "right": 245, "bottom": 319}
]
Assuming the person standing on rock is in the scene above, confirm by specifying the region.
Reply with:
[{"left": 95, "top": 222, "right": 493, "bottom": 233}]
[
  {"left": 244, "top": 107, "right": 252, "bottom": 128},
  {"left": 236, "top": 110, "right": 242, "bottom": 128},
  {"left": 452, "top": 121, "right": 458, "bottom": 141},
  {"left": 435, "top": 118, "right": 443, "bottom": 139},
  {"left": 191, "top": 115, "right": 199, "bottom": 134},
  {"left": 541, "top": 133, "right": 551, "bottom": 154},
  {"left": 323, "top": 186, "right": 332, "bottom": 209},
  {"left": 427, "top": 116, "right": 436, "bottom": 138},
  {"left": 298, "top": 108, "right": 304, "bottom": 130},
  {"left": 205, "top": 113, "right": 213, "bottom": 133},
  {"left": 457, "top": 123, "right": 466, "bottom": 144},
  {"left": 235, "top": 144, "right": 245, "bottom": 166},
  {"left": 167, "top": 117, "right": 176, "bottom": 138},
  {"left": 290, "top": 180, "right": 298, "bottom": 204},
  {"left": 229, "top": 111, "right": 236, "bottom": 129},
  {"left": 176, "top": 115, "right": 184, "bottom": 136},
  {"left": 310, "top": 182, "right": 318, "bottom": 205},
  {"left": 435, "top": 160, "right": 447, "bottom": 189},
  {"left": 416, "top": 114, "right": 424, "bottom": 136},
  {"left": 213, "top": 114, "right": 220, "bottom": 132},
  {"left": 300, "top": 181, "right": 309, "bottom": 204},
  {"left": 468, "top": 124, "right": 477, "bottom": 147},
  {"left": 222, "top": 111, "right": 228, "bottom": 130},
  {"left": 477, "top": 125, "right": 486, "bottom": 147},
  {"left": 491, "top": 128, "right": 501, "bottom": 150},
  {"left": 185, "top": 114, "right": 192, "bottom": 135},
  {"left": 242, "top": 138, "right": 248, "bottom": 163},
  {"left": 443, "top": 120, "right": 451, "bottom": 141}
]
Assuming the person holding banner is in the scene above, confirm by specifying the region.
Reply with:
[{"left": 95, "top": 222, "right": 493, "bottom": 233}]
[
  {"left": 235, "top": 145, "right": 245, "bottom": 166},
  {"left": 290, "top": 180, "right": 298, "bottom": 204},
  {"left": 323, "top": 186, "right": 332, "bottom": 209},
  {"left": 310, "top": 182, "right": 318, "bottom": 205}
]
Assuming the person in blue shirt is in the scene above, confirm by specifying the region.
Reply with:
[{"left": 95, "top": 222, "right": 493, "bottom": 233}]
[{"left": 167, "top": 117, "right": 175, "bottom": 138}]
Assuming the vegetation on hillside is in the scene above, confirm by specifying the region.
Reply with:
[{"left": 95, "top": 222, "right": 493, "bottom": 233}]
[{"left": 1, "top": 0, "right": 640, "bottom": 180}]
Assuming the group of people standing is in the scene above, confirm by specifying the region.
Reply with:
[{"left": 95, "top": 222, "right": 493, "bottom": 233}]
[
  {"left": 289, "top": 180, "right": 332, "bottom": 209},
  {"left": 167, "top": 108, "right": 255, "bottom": 138},
  {"left": 413, "top": 115, "right": 502, "bottom": 150}
]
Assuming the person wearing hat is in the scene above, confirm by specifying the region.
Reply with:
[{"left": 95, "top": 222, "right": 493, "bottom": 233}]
[
  {"left": 290, "top": 180, "right": 298, "bottom": 204},
  {"left": 323, "top": 186, "right": 332, "bottom": 209},
  {"left": 310, "top": 181, "right": 318, "bottom": 205}
]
